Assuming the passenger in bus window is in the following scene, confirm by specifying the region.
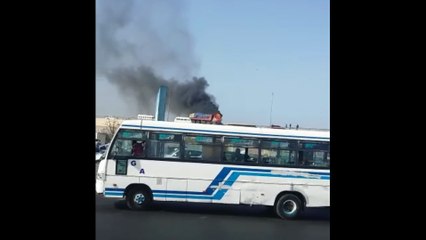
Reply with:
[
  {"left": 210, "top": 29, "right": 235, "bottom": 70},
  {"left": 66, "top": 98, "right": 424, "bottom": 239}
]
[
  {"left": 131, "top": 140, "right": 145, "bottom": 157},
  {"left": 231, "top": 148, "right": 244, "bottom": 162}
]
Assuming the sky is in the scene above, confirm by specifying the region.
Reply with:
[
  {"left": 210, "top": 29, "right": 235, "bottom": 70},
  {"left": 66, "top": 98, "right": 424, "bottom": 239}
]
[{"left": 96, "top": 0, "right": 329, "bottom": 129}]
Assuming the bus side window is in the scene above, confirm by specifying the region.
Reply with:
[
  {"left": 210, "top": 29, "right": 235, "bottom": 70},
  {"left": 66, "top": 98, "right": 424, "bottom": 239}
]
[
  {"left": 108, "top": 129, "right": 148, "bottom": 159},
  {"left": 223, "top": 137, "right": 259, "bottom": 164},
  {"left": 261, "top": 149, "right": 277, "bottom": 164},
  {"left": 110, "top": 139, "right": 132, "bottom": 157},
  {"left": 148, "top": 132, "right": 182, "bottom": 160},
  {"left": 260, "top": 140, "right": 296, "bottom": 166},
  {"left": 298, "top": 151, "right": 307, "bottom": 166},
  {"left": 183, "top": 135, "right": 221, "bottom": 162},
  {"left": 298, "top": 150, "right": 328, "bottom": 168},
  {"left": 278, "top": 150, "right": 295, "bottom": 165},
  {"left": 312, "top": 151, "right": 328, "bottom": 167}
]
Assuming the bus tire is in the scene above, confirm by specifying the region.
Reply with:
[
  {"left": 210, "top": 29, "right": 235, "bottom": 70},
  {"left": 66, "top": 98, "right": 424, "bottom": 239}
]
[
  {"left": 275, "top": 193, "right": 302, "bottom": 220},
  {"left": 126, "top": 187, "right": 152, "bottom": 210}
]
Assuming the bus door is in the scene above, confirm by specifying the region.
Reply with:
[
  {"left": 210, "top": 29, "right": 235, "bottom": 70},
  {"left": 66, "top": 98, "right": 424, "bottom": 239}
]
[{"left": 104, "top": 130, "right": 147, "bottom": 197}]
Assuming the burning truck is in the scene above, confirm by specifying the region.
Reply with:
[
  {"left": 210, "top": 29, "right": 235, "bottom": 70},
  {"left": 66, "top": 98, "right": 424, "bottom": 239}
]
[{"left": 189, "top": 111, "right": 223, "bottom": 124}]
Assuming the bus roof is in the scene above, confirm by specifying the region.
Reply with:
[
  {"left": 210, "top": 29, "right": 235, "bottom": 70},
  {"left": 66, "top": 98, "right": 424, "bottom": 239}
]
[{"left": 119, "top": 120, "right": 329, "bottom": 141}]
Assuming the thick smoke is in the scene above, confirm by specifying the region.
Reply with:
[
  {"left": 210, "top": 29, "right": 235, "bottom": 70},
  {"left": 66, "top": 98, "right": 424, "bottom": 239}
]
[
  {"left": 107, "top": 66, "right": 218, "bottom": 116},
  {"left": 96, "top": 0, "right": 219, "bottom": 116}
]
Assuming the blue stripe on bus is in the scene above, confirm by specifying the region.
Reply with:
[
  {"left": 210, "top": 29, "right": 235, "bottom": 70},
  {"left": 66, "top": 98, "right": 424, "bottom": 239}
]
[
  {"left": 305, "top": 171, "right": 330, "bottom": 176},
  {"left": 121, "top": 124, "right": 329, "bottom": 140},
  {"left": 153, "top": 194, "right": 212, "bottom": 200},
  {"left": 105, "top": 188, "right": 125, "bottom": 192},
  {"left": 105, "top": 191, "right": 124, "bottom": 196}
]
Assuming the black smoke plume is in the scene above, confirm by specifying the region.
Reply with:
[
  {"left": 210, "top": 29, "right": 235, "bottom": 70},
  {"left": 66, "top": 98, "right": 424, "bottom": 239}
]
[
  {"left": 107, "top": 66, "right": 218, "bottom": 116},
  {"left": 96, "top": 0, "right": 219, "bottom": 117}
]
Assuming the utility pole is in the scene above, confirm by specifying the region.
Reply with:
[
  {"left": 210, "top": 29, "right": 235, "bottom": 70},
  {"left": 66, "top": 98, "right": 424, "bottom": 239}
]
[{"left": 269, "top": 92, "right": 274, "bottom": 126}]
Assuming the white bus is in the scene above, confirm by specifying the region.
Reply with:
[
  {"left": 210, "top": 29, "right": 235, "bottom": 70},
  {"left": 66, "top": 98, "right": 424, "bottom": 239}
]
[{"left": 96, "top": 119, "right": 330, "bottom": 220}]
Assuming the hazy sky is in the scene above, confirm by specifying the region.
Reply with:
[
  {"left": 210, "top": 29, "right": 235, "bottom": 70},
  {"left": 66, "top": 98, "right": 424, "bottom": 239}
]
[{"left": 96, "top": 0, "right": 329, "bottom": 129}]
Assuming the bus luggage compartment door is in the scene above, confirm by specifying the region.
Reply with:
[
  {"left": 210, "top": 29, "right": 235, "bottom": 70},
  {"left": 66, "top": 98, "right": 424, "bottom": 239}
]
[{"left": 166, "top": 179, "right": 187, "bottom": 202}]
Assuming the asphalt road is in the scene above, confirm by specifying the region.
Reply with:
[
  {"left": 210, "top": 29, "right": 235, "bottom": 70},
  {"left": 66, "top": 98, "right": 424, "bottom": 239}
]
[{"left": 96, "top": 195, "right": 330, "bottom": 240}]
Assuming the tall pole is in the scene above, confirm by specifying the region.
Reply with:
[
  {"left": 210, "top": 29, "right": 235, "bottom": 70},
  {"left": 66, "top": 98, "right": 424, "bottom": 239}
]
[{"left": 270, "top": 92, "right": 274, "bottom": 126}]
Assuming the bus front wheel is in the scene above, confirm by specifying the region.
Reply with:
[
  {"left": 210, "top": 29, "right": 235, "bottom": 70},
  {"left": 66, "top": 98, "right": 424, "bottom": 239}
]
[
  {"left": 275, "top": 193, "right": 302, "bottom": 220},
  {"left": 126, "top": 187, "right": 152, "bottom": 210}
]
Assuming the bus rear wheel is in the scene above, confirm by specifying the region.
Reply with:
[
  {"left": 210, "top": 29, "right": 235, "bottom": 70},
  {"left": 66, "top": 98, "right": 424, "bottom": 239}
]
[
  {"left": 275, "top": 193, "right": 302, "bottom": 220},
  {"left": 126, "top": 187, "right": 152, "bottom": 210}
]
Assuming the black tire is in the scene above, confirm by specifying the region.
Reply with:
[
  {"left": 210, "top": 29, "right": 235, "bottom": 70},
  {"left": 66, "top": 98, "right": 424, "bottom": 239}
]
[
  {"left": 126, "top": 187, "right": 152, "bottom": 210},
  {"left": 274, "top": 193, "right": 303, "bottom": 220}
]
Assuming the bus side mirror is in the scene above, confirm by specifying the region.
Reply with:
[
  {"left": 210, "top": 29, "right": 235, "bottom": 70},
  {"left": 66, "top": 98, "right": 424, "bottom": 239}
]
[{"left": 96, "top": 152, "right": 106, "bottom": 162}]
